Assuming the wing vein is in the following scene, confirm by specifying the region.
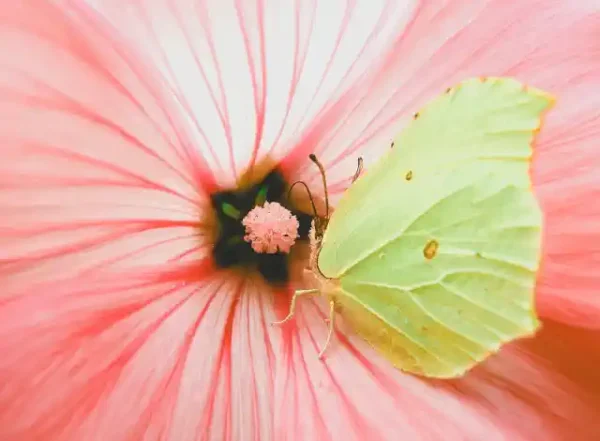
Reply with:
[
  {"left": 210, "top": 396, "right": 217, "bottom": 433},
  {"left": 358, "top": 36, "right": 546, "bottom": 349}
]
[
  {"left": 351, "top": 268, "right": 530, "bottom": 293},
  {"left": 339, "top": 289, "right": 458, "bottom": 369},
  {"left": 403, "top": 290, "right": 486, "bottom": 357},
  {"left": 339, "top": 175, "right": 512, "bottom": 275},
  {"left": 439, "top": 282, "right": 531, "bottom": 333}
]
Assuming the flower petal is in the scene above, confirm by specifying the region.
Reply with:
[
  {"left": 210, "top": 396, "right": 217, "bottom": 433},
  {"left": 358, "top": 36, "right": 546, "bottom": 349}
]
[
  {"left": 533, "top": 85, "right": 600, "bottom": 328},
  {"left": 88, "top": 0, "right": 418, "bottom": 185},
  {"left": 292, "top": 0, "right": 600, "bottom": 187},
  {"left": 6, "top": 271, "right": 596, "bottom": 441},
  {"left": 3, "top": 2, "right": 599, "bottom": 441},
  {"left": 0, "top": 2, "right": 222, "bottom": 438},
  {"left": 0, "top": 263, "right": 218, "bottom": 439},
  {"left": 0, "top": 0, "right": 217, "bottom": 291},
  {"left": 274, "top": 302, "right": 600, "bottom": 441}
]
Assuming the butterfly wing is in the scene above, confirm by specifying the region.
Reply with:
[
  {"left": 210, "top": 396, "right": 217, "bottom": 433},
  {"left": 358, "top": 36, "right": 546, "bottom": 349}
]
[{"left": 318, "top": 77, "right": 554, "bottom": 378}]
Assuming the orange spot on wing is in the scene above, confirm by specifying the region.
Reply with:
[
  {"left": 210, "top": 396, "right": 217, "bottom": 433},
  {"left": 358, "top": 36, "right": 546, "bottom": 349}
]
[{"left": 423, "top": 239, "right": 439, "bottom": 260}]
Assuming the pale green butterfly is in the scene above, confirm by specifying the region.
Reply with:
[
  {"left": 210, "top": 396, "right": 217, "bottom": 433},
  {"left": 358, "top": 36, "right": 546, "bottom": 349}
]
[{"left": 276, "top": 77, "right": 555, "bottom": 379}]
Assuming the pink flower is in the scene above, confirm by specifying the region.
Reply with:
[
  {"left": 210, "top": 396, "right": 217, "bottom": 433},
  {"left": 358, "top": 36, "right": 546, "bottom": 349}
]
[{"left": 1, "top": 0, "right": 599, "bottom": 440}]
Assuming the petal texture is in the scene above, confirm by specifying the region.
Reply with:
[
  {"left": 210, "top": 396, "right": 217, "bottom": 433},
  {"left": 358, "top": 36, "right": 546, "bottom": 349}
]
[
  {"left": 1, "top": 1, "right": 600, "bottom": 441},
  {"left": 0, "top": 0, "right": 215, "bottom": 289},
  {"left": 0, "top": 2, "right": 225, "bottom": 440},
  {"left": 88, "top": 0, "right": 418, "bottom": 185},
  {"left": 274, "top": 303, "right": 600, "bottom": 441}
]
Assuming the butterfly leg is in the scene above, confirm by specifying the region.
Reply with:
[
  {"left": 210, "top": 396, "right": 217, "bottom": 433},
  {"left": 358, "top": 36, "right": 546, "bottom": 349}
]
[
  {"left": 318, "top": 300, "right": 336, "bottom": 359},
  {"left": 271, "top": 288, "right": 320, "bottom": 326}
]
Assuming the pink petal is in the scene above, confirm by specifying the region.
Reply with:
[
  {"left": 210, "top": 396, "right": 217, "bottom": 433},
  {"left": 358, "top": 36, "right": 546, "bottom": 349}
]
[
  {"left": 2, "top": 2, "right": 600, "bottom": 441},
  {"left": 0, "top": 0, "right": 217, "bottom": 290},
  {"left": 533, "top": 85, "right": 600, "bottom": 328},
  {"left": 300, "top": 0, "right": 600, "bottom": 187},
  {"left": 0, "top": 1, "right": 223, "bottom": 438},
  {"left": 88, "top": 0, "right": 418, "bottom": 185},
  {"left": 273, "top": 302, "right": 600, "bottom": 441}
]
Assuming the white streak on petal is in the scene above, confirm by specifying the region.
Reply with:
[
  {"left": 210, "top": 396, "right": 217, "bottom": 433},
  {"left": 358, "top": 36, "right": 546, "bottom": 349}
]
[{"left": 90, "top": 0, "right": 417, "bottom": 185}]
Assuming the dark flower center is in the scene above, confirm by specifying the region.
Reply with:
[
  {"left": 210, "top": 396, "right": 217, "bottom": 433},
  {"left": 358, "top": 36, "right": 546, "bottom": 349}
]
[{"left": 210, "top": 170, "right": 313, "bottom": 285}]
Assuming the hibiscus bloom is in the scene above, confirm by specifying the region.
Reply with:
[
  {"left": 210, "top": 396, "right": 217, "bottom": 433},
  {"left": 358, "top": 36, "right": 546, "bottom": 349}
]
[{"left": 1, "top": 0, "right": 599, "bottom": 440}]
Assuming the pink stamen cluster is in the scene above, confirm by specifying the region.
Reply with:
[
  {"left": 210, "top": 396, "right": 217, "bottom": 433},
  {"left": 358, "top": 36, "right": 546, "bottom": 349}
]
[{"left": 242, "top": 202, "right": 300, "bottom": 254}]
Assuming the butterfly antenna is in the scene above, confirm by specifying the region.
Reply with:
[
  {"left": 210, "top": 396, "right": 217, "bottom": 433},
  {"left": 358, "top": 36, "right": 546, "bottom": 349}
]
[
  {"left": 351, "top": 157, "right": 363, "bottom": 183},
  {"left": 309, "top": 154, "right": 329, "bottom": 219},
  {"left": 287, "top": 181, "right": 319, "bottom": 219}
]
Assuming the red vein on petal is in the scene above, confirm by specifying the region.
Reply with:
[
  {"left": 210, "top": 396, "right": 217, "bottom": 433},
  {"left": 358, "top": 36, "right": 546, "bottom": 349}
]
[
  {"left": 280, "top": 338, "right": 302, "bottom": 441},
  {"left": 308, "top": 2, "right": 401, "bottom": 159},
  {"left": 331, "top": 328, "right": 418, "bottom": 417},
  {"left": 327, "top": 2, "right": 574, "bottom": 177},
  {"left": 2, "top": 75, "right": 200, "bottom": 199},
  {"left": 277, "top": 328, "right": 303, "bottom": 441},
  {"left": 3, "top": 218, "right": 199, "bottom": 236},
  {"left": 173, "top": 1, "right": 230, "bottom": 174},
  {"left": 2, "top": 202, "right": 197, "bottom": 219},
  {"left": 280, "top": 3, "right": 413, "bottom": 179},
  {"left": 277, "top": 314, "right": 330, "bottom": 441},
  {"left": 256, "top": 280, "right": 277, "bottom": 372},
  {"left": 285, "top": 349, "right": 301, "bottom": 441},
  {"left": 1, "top": 220, "right": 200, "bottom": 273},
  {"left": 308, "top": 1, "right": 400, "bottom": 155},
  {"left": 243, "top": 283, "right": 261, "bottom": 441},
  {"left": 167, "top": 242, "right": 211, "bottom": 265},
  {"left": 279, "top": 91, "right": 361, "bottom": 180},
  {"left": 303, "top": 318, "right": 386, "bottom": 441},
  {"left": 195, "top": 0, "right": 236, "bottom": 176},
  {"left": 74, "top": 285, "right": 207, "bottom": 437},
  {"left": 264, "top": 0, "right": 317, "bottom": 159},
  {"left": 128, "top": 282, "right": 223, "bottom": 439},
  {"left": 543, "top": 114, "right": 600, "bottom": 150},
  {"left": 295, "top": 0, "right": 396, "bottom": 161},
  {"left": 0, "top": 228, "right": 139, "bottom": 273},
  {"left": 234, "top": 0, "right": 267, "bottom": 176},
  {"left": 86, "top": 233, "right": 205, "bottom": 273},
  {"left": 0, "top": 258, "right": 214, "bottom": 312},
  {"left": 243, "top": 0, "right": 268, "bottom": 173},
  {"left": 289, "top": 0, "right": 356, "bottom": 140},
  {"left": 295, "top": 327, "right": 332, "bottom": 441},
  {"left": 139, "top": 1, "right": 227, "bottom": 176},
  {"left": 0, "top": 265, "right": 217, "bottom": 438},
  {"left": 73, "top": 282, "right": 205, "bottom": 345},
  {"left": 66, "top": 0, "right": 218, "bottom": 192},
  {"left": 191, "top": 0, "right": 237, "bottom": 181},
  {"left": 279, "top": 1, "right": 407, "bottom": 179},
  {"left": 4, "top": 139, "right": 199, "bottom": 206},
  {"left": 200, "top": 283, "right": 242, "bottom": 441}
]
